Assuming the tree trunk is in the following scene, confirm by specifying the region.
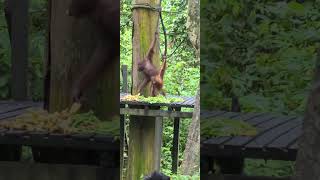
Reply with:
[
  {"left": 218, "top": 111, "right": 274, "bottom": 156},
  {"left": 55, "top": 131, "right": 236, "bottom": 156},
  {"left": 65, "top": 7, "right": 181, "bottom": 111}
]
[
  {"left": 36, "top": 1, "right": 119, "bottom": 178},
  {"left": 126, "top": 0, "right": 162, "bottom": 179},
  {"left": 6, "top": 0, "right": 29, "bottom": 100},
  {"left": 186, "top": 0, "right": 200, "bottom": 58},
  {"left": 180, "top": 89, "right": 200, "bottom": 175},
  {"left": 293, "top": 49, "right": 320, "bottom": 180},
  {"left": 180, "top": 0, "right": 200, "bottom": 175},
  {"left": 48, "top": 0, "right": 119, "bottom": 116}
]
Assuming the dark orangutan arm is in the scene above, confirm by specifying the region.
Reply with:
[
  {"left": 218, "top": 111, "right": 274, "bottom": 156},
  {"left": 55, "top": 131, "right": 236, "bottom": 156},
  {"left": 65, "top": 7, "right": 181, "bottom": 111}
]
[
  {"left": 146, "top": 32, "right": 158, "bottom": 61},
  {"left": 72, "top": 43, "right": 110, "bottom": 102},
  {"left": 160, "top": 56, "right": 167, "bottom": 79}
]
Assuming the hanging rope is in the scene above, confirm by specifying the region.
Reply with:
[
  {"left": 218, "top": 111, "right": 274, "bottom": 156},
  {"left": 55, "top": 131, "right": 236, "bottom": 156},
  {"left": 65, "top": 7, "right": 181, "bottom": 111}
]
[{"left": 132, "top": 1, "right": 168, "bottom": 60}]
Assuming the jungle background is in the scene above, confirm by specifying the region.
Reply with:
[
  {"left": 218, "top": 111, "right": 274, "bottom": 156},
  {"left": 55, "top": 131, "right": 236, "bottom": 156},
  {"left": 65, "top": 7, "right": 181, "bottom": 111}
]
[{"left": 201, "top": 0, "right": 320, "bottom": 177}]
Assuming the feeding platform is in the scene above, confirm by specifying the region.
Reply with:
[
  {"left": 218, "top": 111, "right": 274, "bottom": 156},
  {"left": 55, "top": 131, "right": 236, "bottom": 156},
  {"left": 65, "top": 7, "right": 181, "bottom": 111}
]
[
  {"left": 201, "top": 110, "right": 302, "bottom": 161},
  {"left": 0, "top": 101, "right": 119, "bottom": 151}
]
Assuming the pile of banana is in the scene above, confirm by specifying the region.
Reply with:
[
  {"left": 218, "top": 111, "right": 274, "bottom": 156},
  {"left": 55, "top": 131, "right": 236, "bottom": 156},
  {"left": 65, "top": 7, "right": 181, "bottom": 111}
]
[{"left": 0, "top": 103, "right": 89, "bottom": 134}]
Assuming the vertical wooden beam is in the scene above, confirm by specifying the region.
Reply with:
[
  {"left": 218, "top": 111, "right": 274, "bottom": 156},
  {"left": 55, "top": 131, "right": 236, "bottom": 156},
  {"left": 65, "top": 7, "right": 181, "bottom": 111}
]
[
  {"left": 121, "top": 65, "right": 128, "bottom": 93},
  {"left": 9, "top": 0, "right": 29, "bottom": 100},
  {"left": 154, "top": 116, "right": 163, "bottom": 170},
  {"left": 171, "top": 107, "right": 181, "bottom": 174},
  {"left": 44, "top": 0, "right": 51, "bottom": 110},
  {"left": 120, "top": 104, "right": 125, "bottom": 180}
]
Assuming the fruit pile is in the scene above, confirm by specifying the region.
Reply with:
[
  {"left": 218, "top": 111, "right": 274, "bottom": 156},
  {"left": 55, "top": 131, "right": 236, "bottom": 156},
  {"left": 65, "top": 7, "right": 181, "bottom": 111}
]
[
  {"left": 0, "top": 103, "right": 119, "bottom": 136},
  {"left": 121, "top": 94, "right": 184, "bottom": 104}
]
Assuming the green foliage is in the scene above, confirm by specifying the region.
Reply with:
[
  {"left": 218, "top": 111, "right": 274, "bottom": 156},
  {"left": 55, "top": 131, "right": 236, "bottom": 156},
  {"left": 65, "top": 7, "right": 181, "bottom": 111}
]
[
  {"left": 161, "top": 116, "right": 193, "bottom": 175},
  {"left": 245, "top": 159, "right": 295, "bottom": 177},
  {"left": 120, "top": 0, "right": 199, "bottom": 96},
  {"left": 122, "top": 94, "right": 184, "bottom": 104},
  {"left": 201, "top": 118, "right": 257, "bottom": 138},
  {"left": 201, "top": 0, "right": 320, "bottom": 115},
  {"left": 170, "top": 174, "right": 200, "bottom": 180},
  {"left": 71, "top": 111, "right": 120, "bottom": 136},
  {"left": 139, "top": 95, "right": 184, "bottom": 104},
  {"left": 0, "top": 0, "right": 47, "bottom": 100}
]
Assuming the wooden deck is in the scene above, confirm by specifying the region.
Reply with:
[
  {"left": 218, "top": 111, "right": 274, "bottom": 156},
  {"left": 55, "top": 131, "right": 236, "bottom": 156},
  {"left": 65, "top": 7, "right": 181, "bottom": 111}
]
[
  {"left": 201, "top": 111, "right": 302, "bottom": 161},
  {"left": 0, "top": 101, "right": 118, "bottom": 151}
]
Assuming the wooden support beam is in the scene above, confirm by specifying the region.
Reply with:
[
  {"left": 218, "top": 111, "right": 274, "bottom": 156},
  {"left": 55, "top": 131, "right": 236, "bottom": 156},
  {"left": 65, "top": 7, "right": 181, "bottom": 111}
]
[
  {"left": 120, "top": 108, "right": 193, "bottom": 118},
  {"left": 120, "top": 104, "right": 125, "bottom": 180},
  {"left": 154, "top": 117, "right": 163, "bottom": 170},
  {"left": 171, "top": 107, "right": 181, "bottom": 174},
  {"left": 201, "top": 174, "right": 291, "bottom": 180},
  {"left": 7, "top": 0, "right": 29, "bottom": 100},
  {"left": 0, "top": 161, "right": 119, "bottom": 180},
  {"left": 121, "top": 65, "right": 128, "bottom": 93}
]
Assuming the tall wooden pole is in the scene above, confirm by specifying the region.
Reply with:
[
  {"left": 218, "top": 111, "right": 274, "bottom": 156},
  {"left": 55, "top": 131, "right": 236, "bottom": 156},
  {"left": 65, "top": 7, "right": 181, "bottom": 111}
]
[
  {"left": 37, "top": 1, "right": 119, "bottom": 179},
  {"left": 48, "top": 0, "right": 119, "bottom": 116},
  {"left": 5, "top": 0, "right": 29, "bottom": 100},
  {"left": 126, "top": 0, "right": 162, "bottom": 179}
]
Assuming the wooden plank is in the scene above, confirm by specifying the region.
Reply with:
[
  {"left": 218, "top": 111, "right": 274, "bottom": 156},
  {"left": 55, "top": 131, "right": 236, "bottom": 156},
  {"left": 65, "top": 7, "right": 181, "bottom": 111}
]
[
  {"left": 246, "top": 117, "right": 302, "bottom": 149},
  {"left": 246, "top": 114, "right": 277, "bottom": 126},
  {"left": 0, "top": 131, "right": 118, "bottom": 151},
  {"left": 0, "top": 161, "right": 119, "bottom": 180},
  {"left": 0, "top": 108, "right": 34, "bottom": 120},
  {"left": 200, "top": 111, "right": 226, "bottom": 118},
  {"left": 221, "top": 114, "right": 277, "bottom": 147},
  {"left": 120, "top": 108, "right": 193, "bottom": 118},
  {"left": 201, "top": 174, "right": 291, "bottom": 180},
  {"left": 202, "top": 112, "right": 267, "bottom": 145},
  {"left": 0, "top": 102, "right": 42, "bottom": 119},
  {"left": 268, "top": 125, "right": 302, "bottom": 149},
  {"left": 201, "top": 112, "right": 245, "bottom": 145},
  {"left": 171, "top": 107, "right": 181, "bottom": 174},
  {"left": 0, "top": 102, "right": 35, "bottom": 114},
  {"left": 242, "top": 116, "right": 297, "bottom": 148}
]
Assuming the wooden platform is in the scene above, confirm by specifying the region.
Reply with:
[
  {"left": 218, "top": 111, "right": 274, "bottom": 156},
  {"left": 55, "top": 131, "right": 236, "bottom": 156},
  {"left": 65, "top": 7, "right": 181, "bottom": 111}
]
[
  {"left": 120, "top": 93, "right": 195, "bottom": 174},
  {"left": 201, "top": 111, "right": 302, "bottom": 161},
  {"left": 0, "top": 101, "right": 119, "bottom": 151},
  {"left": 0, "top": 161, "right": 119, "bottom": 180},
  {"left": 120, "top": 93, "right": 195, "bottom": 108}
]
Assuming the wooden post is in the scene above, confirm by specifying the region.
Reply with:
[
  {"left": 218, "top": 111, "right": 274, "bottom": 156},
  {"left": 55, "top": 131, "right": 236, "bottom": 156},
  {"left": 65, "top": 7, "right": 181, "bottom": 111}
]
[
  {"left": 171, "top": 107, "right": 181, "bottom": 174},
  {"left": 122, "top": 65, "right": 128, "bottom": 93},
  {"left": 120, "top": 65, "right": 127, "bottom": 179},
  {"left": 126, "top": 0, "right": 162, "bottom": 179},
  {"left": 120, "top": 105, "right": 125, "bottom": 180},
  {"left": 38, "top": 1, "right": 119, "bottom": 178},
  {"left": 48, "top": 0, "right": 119, "bottom": 117},
  {"left": 7, "top": 0, "right": 29, "bottom": 100}
]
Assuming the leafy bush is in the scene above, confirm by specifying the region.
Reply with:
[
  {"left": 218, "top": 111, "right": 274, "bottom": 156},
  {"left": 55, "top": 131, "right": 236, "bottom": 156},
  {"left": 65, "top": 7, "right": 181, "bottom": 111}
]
[
  {"left": 0, "top": 0, "right": 47, "bottom": 100},
  {"left": 201, "top": 0, "right": 320, "bottom": 115}
]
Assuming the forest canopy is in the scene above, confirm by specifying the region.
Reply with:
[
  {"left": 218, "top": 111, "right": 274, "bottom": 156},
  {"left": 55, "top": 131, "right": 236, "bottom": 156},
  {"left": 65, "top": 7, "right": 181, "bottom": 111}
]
[{"left": 201, "top": 0, "right": 320, "bottom": 115}]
